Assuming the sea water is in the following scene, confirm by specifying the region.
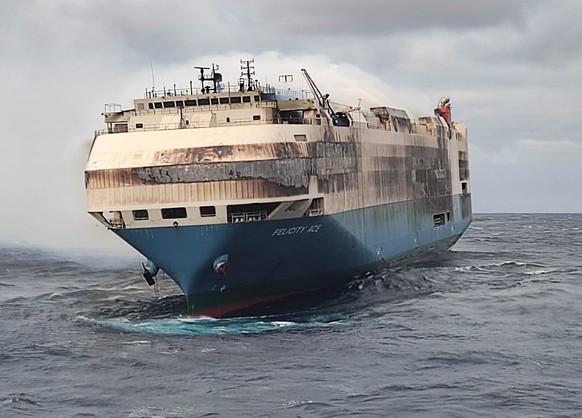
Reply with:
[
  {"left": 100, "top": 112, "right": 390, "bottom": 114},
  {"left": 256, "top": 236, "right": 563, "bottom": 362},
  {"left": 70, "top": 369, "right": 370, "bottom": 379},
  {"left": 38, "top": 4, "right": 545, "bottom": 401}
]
[{"left": 1, "top": 214, "right": 581, "bottom": 417}]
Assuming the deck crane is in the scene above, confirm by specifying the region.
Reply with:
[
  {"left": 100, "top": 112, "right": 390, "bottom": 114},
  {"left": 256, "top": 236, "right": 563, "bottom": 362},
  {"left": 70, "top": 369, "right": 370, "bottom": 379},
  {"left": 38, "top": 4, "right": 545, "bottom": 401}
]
[{"left": 301, "top": 69, "right": 350, "bottom": 127}]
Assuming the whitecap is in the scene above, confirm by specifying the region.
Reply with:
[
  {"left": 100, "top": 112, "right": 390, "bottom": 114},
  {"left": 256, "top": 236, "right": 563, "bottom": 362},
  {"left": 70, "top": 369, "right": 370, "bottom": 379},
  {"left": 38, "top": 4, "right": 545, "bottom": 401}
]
[{"left": 122, "top": 340, "right": 152, "bottom": 345}]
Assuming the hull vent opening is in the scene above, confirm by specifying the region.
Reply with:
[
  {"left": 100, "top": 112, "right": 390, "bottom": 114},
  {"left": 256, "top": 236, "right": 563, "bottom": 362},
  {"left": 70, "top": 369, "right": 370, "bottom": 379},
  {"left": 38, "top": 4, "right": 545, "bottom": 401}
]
[
  {"left": 305, "top": 197, "right": 324, "bottom": 217},
  {"left": 227, "top": 202, "right": 280, "bottom": 223}
]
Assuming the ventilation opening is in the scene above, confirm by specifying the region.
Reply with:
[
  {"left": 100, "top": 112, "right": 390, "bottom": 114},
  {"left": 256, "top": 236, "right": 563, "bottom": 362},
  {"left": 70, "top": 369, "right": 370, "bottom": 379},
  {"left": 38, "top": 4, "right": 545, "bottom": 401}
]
[
  {"left": 161, "top": 207, "right": 187, "bottom": 219},
  {"left": 200, "top": 206, "right": 216, "bottom": 217},
  {"left": 433, "top": 213, "right": 445, "bottom": 227},
  {"left": 227, "top": 202, "right": 280, "bottom": 223},
  {"left": 305, "top": 197, "right": 324, "bottom": 217},
  {"left": 132, "top": 209, "right": 149, "bottom": 221}
]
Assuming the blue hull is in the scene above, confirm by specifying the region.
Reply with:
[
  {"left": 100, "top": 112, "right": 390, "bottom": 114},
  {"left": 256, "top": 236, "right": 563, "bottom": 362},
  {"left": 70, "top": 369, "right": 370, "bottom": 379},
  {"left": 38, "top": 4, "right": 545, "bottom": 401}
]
[{"left": 117, "top": 196, "right": 471, "bottom": 315}]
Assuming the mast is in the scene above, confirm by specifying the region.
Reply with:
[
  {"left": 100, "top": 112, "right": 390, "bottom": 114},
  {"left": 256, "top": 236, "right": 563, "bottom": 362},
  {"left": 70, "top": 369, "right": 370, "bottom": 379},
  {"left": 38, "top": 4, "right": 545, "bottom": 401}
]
[
  {"left": 195, "top": 63, "right": 222, "bottom": 93},
  {"left": 239, "top": 59, "right": 256, "bottom": 92}
]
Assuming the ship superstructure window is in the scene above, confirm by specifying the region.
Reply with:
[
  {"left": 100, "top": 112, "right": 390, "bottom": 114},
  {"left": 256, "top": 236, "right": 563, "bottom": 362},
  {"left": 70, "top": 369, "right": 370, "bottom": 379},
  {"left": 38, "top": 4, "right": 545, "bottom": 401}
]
[
  {"left": 294, "top": 134, "right": 307, "bottom": 142},
  {"left": 211, "top": 98, "right": 219, "bottom": 105},
  {"left": 154, "top": 102, "right": 162, "bottom": 109},
  {"left": 148, "top": 103, "right": 154, "bottom": 109},
  {"left": 243, "top": 96, "right": 251, "bottom": 103},
  {"left": 198, "top": 98, "right": 210, "bottom": 106},
  {"left": 163, "top": 101, "right": 175, "bottom": 108},
  {"left": 136, "top": 123, "right": 144, "bottom": 129},
  {"left": 220, "top": 97, "right": 230, "bottom": 104},
  {"left": 200, "top": 206, "right": 216, "bottom": 217},
  {"left": 433, "top": 213, "right": 446, "bottom": 227},
  {"left": 254, "top": 95, "right": 260, "bottom": 102},
  {"left": 281, "top": 110, "right": 303, "bottom": 124},
  {"left": 161, "top": 207, "right": 187, "bottom": 219},
  {"left": 253, "top": 115, "right": 261, "bottom": 121},
  {"left": 230, "top": 97, "right": 241, "bottom": 104},
  {"left": 176, "top": 100, "right": 184, "bottom": 107},
  {"left": 132, "top": 209, "right": 149, "bottom": 221},
  {"left": 185, "top": 99, "right": 197, "bottom": 106}
]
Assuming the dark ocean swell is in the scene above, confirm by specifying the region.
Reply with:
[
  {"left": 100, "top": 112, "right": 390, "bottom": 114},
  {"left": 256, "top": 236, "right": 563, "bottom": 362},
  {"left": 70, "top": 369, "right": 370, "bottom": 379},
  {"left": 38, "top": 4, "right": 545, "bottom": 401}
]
[{"left": 1, "top": 214, "right": 581, "bottom": 417}]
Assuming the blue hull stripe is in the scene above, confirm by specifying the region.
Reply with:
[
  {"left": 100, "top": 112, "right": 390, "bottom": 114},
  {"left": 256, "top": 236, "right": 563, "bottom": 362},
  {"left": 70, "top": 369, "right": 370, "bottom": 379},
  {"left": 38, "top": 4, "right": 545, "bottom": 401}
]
[{"left": 117, "top": 196, "right": 471, "bottom": 306}]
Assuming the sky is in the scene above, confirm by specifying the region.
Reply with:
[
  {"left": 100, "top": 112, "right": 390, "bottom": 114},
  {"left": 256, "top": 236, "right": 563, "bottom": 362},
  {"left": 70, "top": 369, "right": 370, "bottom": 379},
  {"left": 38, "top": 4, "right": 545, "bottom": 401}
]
[{"left": 1, "top": 0, "right": 581, "bottom": 250}]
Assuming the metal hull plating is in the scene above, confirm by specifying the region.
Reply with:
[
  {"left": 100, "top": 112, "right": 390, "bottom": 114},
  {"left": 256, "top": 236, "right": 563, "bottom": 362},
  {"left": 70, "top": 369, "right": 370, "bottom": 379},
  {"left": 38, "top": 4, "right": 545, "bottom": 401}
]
[{"left": 116, "top": 195, "right": 471, "bottom": 316}]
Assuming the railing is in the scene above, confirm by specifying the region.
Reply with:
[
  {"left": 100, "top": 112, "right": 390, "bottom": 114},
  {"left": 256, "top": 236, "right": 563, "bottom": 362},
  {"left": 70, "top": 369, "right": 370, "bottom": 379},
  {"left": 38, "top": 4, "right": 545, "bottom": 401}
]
[
  {"left": 306, "top": 208, "right": 324, "bottom": 217},
  {"left": 145, "top": 83, "right": 309, "bottom": 100},
  {"left": 97, "top": 117, "right": 324, "bottom": 135},
  {"left": 228, "top": 211, "right": 268, "bottom": 223}
]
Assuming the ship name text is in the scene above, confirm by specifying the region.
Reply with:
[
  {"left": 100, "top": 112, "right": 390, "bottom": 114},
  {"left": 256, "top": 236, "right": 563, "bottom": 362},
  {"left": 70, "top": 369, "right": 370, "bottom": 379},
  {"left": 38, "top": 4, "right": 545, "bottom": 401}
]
[{"left": 272, "top": 224, "right": 322, "bottom": 236}]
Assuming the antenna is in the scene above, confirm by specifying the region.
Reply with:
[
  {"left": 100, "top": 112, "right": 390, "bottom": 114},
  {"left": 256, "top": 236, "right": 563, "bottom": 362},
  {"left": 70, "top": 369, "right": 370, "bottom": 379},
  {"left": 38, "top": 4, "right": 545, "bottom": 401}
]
[
  {"left": 148, "top": 54, "right": 155, "bottom": 91},
  {"left": 240, "top": 59, "right": 255, "bottom": 91}
]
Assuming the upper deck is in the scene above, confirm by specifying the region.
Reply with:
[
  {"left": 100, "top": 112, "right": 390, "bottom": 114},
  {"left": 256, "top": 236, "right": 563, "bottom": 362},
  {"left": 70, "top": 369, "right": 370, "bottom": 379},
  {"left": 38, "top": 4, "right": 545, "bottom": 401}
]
[
  {"left": 100, "top": 87, "right": 467, "bottom": 143},
  {"left": 97, "top": 60, "right": 469, "bottom": 141}
]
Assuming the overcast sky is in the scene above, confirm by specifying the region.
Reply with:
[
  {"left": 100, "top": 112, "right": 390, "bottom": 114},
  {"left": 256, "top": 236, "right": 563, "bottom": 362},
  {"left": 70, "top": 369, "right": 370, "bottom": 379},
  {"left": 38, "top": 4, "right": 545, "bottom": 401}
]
[{"left": 1, "top": 0, "right": 581, "bottom": 250}]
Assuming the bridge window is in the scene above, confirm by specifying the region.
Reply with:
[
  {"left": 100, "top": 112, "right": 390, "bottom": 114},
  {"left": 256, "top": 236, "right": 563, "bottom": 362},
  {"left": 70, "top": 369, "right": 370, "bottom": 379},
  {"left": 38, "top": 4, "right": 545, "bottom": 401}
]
[
  {"left": 243, "top": 96, "right": 251, "bottom": 103},
  {"left": 161, "top": 207, "right": 187, "bottom": 219},
  {"left": 185, "top": 99, "right": 197, "bottom": 106},
  {"left": 220, "top": 97, "right": 229, "bottom": 104},
  {"left": 211, "top": 98, "right": 219, "bottom": 105},
  {"left": 230, "top": 97, "right": 241, "bottom": 104},
  {"left": 198, "top": 98, "right": 210, "bottom": 106},
  {"left": 163, "top": 101, "right": 175, "bottom": 108}
]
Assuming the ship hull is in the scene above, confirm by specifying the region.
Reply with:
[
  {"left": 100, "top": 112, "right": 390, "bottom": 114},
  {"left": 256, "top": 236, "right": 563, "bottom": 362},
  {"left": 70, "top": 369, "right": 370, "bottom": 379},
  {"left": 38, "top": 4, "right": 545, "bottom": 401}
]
[{"left": 116, "top": 194, "right": 471, "bottom": 317}]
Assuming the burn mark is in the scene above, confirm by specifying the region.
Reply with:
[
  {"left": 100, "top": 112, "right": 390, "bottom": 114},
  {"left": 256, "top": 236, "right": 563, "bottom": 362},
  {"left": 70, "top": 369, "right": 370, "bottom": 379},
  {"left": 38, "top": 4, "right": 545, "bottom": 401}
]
[{"left": 134, "top": 159, "right": 315, "bottom": 188}]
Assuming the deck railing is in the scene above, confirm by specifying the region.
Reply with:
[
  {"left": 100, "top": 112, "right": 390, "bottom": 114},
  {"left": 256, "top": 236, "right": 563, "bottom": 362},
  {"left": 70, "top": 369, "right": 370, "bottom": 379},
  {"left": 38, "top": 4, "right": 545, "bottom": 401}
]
[
  {"left": 145, "top": 83, "right": 308, "bottom": 101},
  {"left": 96, "top": 117, "right": 323, "bottom": 136}
]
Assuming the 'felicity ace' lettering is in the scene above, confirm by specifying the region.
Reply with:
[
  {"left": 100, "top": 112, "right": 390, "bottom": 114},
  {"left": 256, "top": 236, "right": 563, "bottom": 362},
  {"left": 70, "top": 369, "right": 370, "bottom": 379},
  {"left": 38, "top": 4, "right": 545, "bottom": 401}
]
[{"left": 272, "top": 224, "right": 321, "bottom": 237}]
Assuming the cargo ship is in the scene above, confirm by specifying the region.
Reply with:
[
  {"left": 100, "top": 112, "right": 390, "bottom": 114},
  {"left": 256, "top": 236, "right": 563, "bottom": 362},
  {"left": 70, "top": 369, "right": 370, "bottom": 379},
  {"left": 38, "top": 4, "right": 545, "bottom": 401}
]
[{"left": 85, "top": 60, "right": 472, "bottom": 317}]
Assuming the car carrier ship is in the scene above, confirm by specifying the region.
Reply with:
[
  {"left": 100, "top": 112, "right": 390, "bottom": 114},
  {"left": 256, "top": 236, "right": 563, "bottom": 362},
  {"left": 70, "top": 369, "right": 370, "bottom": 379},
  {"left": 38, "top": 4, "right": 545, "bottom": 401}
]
[{"left": 85, "top": 60, "right": 472, "bottom": 317}]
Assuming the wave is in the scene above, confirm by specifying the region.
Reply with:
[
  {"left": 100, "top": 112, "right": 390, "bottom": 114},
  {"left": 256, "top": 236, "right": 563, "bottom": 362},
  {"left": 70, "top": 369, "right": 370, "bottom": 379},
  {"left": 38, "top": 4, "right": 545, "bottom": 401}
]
[
  {"left": 454, "top": 260, "right": 546, "bottom": 272},
  {"left": 76, "top": 314, "right": 345, "bottom": 336}
]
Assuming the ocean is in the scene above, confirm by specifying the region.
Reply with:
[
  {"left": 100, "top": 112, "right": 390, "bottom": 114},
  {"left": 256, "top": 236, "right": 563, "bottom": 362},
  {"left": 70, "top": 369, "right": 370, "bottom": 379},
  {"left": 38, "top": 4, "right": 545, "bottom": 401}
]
[{"left": 1, "top": 213, "right": 581, "bottom": 417}]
